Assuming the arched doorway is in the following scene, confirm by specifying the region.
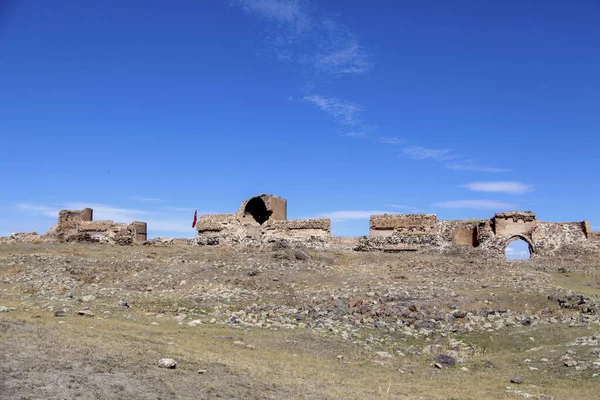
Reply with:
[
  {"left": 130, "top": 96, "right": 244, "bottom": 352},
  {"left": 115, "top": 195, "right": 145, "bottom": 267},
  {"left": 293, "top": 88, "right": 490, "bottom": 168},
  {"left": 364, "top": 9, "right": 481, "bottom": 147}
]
[
  {"left": 504, "top": 235, "right": 534, "bottom": 260},
  {"left": 243, "top": 197, "right": 272, "bottom": 225}
]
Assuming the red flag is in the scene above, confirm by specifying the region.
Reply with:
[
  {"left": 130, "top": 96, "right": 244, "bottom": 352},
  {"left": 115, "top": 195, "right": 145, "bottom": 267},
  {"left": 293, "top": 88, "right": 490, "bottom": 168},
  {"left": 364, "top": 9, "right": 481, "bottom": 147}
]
[{"left": 192, "top": 209, "right": 198, "bottom": 228}]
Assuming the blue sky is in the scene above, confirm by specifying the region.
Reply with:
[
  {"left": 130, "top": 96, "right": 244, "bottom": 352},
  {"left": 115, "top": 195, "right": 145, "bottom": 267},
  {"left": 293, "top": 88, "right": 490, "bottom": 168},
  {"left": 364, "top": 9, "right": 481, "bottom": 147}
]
[{"left": 1, "top": 0, "right": 599, "bottom": 240}]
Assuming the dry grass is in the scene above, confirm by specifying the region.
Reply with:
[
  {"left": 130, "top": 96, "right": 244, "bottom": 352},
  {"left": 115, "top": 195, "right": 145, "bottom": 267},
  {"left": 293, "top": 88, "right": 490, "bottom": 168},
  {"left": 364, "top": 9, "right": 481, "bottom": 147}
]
[{"left": 1, "top": 242, "right": 600, "bottom": 399}]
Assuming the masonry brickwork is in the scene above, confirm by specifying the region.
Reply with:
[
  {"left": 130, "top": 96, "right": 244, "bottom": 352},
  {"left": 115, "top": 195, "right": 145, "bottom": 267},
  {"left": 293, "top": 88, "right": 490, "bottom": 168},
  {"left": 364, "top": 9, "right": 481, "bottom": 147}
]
[
  {"left": 3, "top": 194, "right": 595, "bottom": 254},
  {"left": 195, "top": 194, "right": 329, "bottom": 245},
  {"left": 359, "top": 211, "right": 595, "bottom": 257},
  {"left": 48, "top": 208, "right": 147, "bottom": 245},
  {"left": 194, "top": 195, "right": 597, "bottom": 257}
]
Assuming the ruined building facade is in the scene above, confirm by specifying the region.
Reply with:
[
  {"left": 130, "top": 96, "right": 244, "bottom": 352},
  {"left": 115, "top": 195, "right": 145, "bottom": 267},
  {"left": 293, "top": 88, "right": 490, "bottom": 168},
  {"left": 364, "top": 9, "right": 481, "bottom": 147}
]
[
  {"left": 361, "top": 211, "right": 596, "bottom": 257},
  {"left": 195, "top": 194, "right": 330, "bottom": 244},
  {"left": 47, "top": 208, "right": 147, "bottom": 245},
  {"left": 196, "top": 194, "right": 599, "bottom": 257}
]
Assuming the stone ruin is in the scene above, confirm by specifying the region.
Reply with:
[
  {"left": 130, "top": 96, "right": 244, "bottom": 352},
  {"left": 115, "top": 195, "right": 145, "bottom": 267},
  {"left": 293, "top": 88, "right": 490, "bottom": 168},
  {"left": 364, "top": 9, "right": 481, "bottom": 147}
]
[
  {"left": 195, "top": 194, "right": 599, "bottom": 257},
  {"left": 1, "top": 194, "right": 597, "bottom": 258},
  {"left": 360, "top": 211, "right": 598, "bottom": 257},
  {"left": 47, "top": 208, "right": 147, "bottom": 245},
  {"left": 194, "top": 194, "right": 330, "bottom": 245}
]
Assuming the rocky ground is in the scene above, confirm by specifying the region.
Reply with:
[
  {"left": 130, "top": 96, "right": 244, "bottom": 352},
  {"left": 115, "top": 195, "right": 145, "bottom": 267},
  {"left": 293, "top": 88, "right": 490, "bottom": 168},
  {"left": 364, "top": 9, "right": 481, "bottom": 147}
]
[{"left": 1, "top": 240, "right": 599, "bottom": 399}]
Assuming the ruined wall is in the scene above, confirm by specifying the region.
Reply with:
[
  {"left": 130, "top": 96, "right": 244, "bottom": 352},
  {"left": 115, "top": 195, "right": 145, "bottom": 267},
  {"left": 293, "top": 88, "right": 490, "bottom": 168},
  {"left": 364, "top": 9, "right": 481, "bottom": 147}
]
[
  {"left": 263, "top": 219, "right": 330, "bottom": 241},
  {"left": 195, "top": 194, "right": 329, "bottom": 245},
  {"left": 369, "top": 214, "right": 437, "bottom": 237},
  {"left": 532, "top": 222, "right": 588, "bottom": 252},
  {"left": 450, "top": 225, "right": 478, "bottom": 246},
  {"left": 57, "top": 208, "right": 93, "bottom": 231},
  {"left": 194, "top": 194, "right": 596, "bottom": 255},
  {"left": 493, "top": 211, "right": 538, "bottom": 237},
  {"left": 358, "top": 211, "right": 594, "bottom": 257},
  {"left": 237, "top": 194, "right": 287, "bottom": 222},
  {"left": 49, "top": 208, "right": 147, "bottom": 244}
]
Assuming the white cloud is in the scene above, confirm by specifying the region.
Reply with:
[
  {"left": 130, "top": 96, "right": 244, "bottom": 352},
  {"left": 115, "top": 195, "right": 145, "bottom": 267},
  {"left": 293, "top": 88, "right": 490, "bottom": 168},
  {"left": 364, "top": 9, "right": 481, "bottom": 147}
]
[
  {"left": 313, "top": 18, "right": 372, "bottom": 75},
  {"left": 234, "top": 0, "right": 310, "bottom": 33},
  {"left": 130, "top": 196, "right": 165, "bottom": 203},
  {"left": 62, "top": 203, "right": 149, "bottom": 223},
  {"left": 433, "top": 200, "right": 518, "bottom": 210},
  {"left": 445, "top": 162, "right": 510, "bottom": 173},
  {"left": 461, "top": 181, "right": 533, "bottom": 195},
  {"left": 385, "top": 204, "right": 424, "bottom": 212},
  {"left": 303, "top": 95, "right": 363, "bottom": 125},
  {"left": 505, "top": 241, "right": 531, "bottom": 259},
  {"left": 402, "top": 146, "right": 456, "bottom": 161},
  {"left": 14, "top": 201, "right": 209, "bottom": 236},
  {"left": 313, "top": 210, "right": 393, "bottom": 222},
  {"left": 344, "top": 131, "right": 368, "bottom": 137},
  {"left": 233, "top": 0, "right": 372, "bottom": 76},
  {"left": 380, "top": 137, "right": 404, "bottom": 145},
  {"left": 15, "top": 203, "right": 59, "bottom": 217}
]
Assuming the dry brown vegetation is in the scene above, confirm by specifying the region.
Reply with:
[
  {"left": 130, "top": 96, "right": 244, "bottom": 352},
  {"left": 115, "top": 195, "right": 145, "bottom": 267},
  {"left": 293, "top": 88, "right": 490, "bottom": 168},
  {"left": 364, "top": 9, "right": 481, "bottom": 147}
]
[{"left": 1, "top": 242, "right": 600, "bottom": 399}]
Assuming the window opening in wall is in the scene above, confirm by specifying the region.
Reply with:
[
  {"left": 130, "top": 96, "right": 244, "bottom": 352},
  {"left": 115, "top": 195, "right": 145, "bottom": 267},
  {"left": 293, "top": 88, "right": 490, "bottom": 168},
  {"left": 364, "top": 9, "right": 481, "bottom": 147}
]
[
  {"left": 243, "top": 197, "right": 272, "bottom": 225},
  {"left": 505, "top": 238, "right": 531, "bottom": 259}
]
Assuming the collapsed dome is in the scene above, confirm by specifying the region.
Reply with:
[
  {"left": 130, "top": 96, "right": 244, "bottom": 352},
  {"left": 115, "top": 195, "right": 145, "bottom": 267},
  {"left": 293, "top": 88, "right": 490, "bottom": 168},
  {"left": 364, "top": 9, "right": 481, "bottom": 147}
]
[{"left": 244, "top": 197, "right": 272, "bottom": 225}]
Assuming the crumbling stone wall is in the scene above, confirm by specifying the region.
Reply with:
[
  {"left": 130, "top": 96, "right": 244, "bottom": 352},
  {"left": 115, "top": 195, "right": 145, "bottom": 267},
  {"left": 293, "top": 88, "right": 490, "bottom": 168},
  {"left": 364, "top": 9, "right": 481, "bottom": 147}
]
[
  {"left": 195, "top": 194, "right": 329, "bottom": 245},
  {"left": 358, "top": 211, "right": 594, "bottom": 257},
  {"left": 48, "top": 208, "right": 147, "bottom": 245},
  {"left": 237, "top": 194, "right": 287, "bottom": 224},
  {"left": 369, "top": 214, "right": 437, "bottom": 237},
  {"left": 493, "top": 211, "right": 538, "bottom": 237},
  {"left": 263, "top": 219, "right": 331, "bottom": 241},
  {"left": 194, "top": 195, "right": 596, "bottom": 257}
]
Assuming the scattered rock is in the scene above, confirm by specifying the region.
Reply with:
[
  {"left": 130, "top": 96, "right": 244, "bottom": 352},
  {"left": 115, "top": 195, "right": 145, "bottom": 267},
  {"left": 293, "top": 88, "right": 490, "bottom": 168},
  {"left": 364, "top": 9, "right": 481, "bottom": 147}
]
[
  {"left": 435, "top": 354, "right": 455, "bottom": 367},
  {"left": 510, "top": 376, "right": 523, "bottom": 384},
  {"left": 0, "top": 306, "right": 10, "bottom": 312},
  {"left": 294, "top": 250, "right": 309, "bottom": 261},
  {"left": 76, "top": 309, "right": 94, "bottom": 317},
  {"left": 54, "top": 310, "right": 66, "bottom": 317},
  {"left": 564, "top": 359, "right": 577, "bottom": 367},
  {"left": 158, "top": 358, "right": 177, "bottom": 369},
  {"left": 82, "top": 295, "right": 96, "bottom": 302},
  {"left": 197, "top": 369, "right": 207, "bottom": 374},
  {"left": 118, "top": 300, "right": 129, "bottom": 308},
  {"left": 376, "top": 351, "right": 393, "bottom": 359}
]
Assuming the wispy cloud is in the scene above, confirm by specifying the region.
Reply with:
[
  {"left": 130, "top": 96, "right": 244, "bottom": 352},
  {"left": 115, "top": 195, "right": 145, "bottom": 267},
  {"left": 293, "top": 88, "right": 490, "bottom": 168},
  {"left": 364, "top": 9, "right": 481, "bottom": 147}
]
[
  {"left": 235, "top": 0, "right": 310, "bottom": 33},
  {"left": 397, "top": 147, "right": 510, "bottom": 173},
  {"left": 313, "top": 18, "right": 372, "bottom": 75},
  {"left": 385, "top": 204, "right": 424, "bottom": 213},
  {"left": 461, "top": 181, "right": 533, "bottom": 195},
  {"left": 402, "top": 145, "right": 456, "bottom": 161},
  {"left": 15, "top": 202, "right": 203, "bottom": 235},
  {"left": 505, "top": 246, "right": 529, "bottom": 257},
  {"left": 130, "top": 196, "right": 165, "bottom": 203},
  {"left": 62, "top": 202, "right": 149, "bottom": 223},
  {"left": 15, "top": 203, "right": 59, "bottom": 217},
  {"left": 380, "top": 137, "right": 404, "bottom": 145},
  {"left": 433, "top": 200, "right": 518, "bottom": 210},
  {"left": 445, "top": 161, "right": 510, "bottom": 173},
  {"left": 233, "top": 0, "right": 372, "bottom": 76},
  {"left": 313, "top": 210, "right": 393, "bottom": 222},
  {"left": 303, "top": 95, "right": 363, "bottom": 125},
  {"left": 343, "top": 130, "right": 368, "bottom": 137}
]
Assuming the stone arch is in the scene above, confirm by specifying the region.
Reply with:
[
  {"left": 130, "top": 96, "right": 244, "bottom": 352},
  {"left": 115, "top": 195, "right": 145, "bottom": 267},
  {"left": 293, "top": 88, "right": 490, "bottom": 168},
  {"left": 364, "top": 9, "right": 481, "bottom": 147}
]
[
  {"left": 504, "top": 235, "right": 536, "bottom": 258},
  {"left": 243, "top": 197, "right": 272, "bottom": 225}
]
